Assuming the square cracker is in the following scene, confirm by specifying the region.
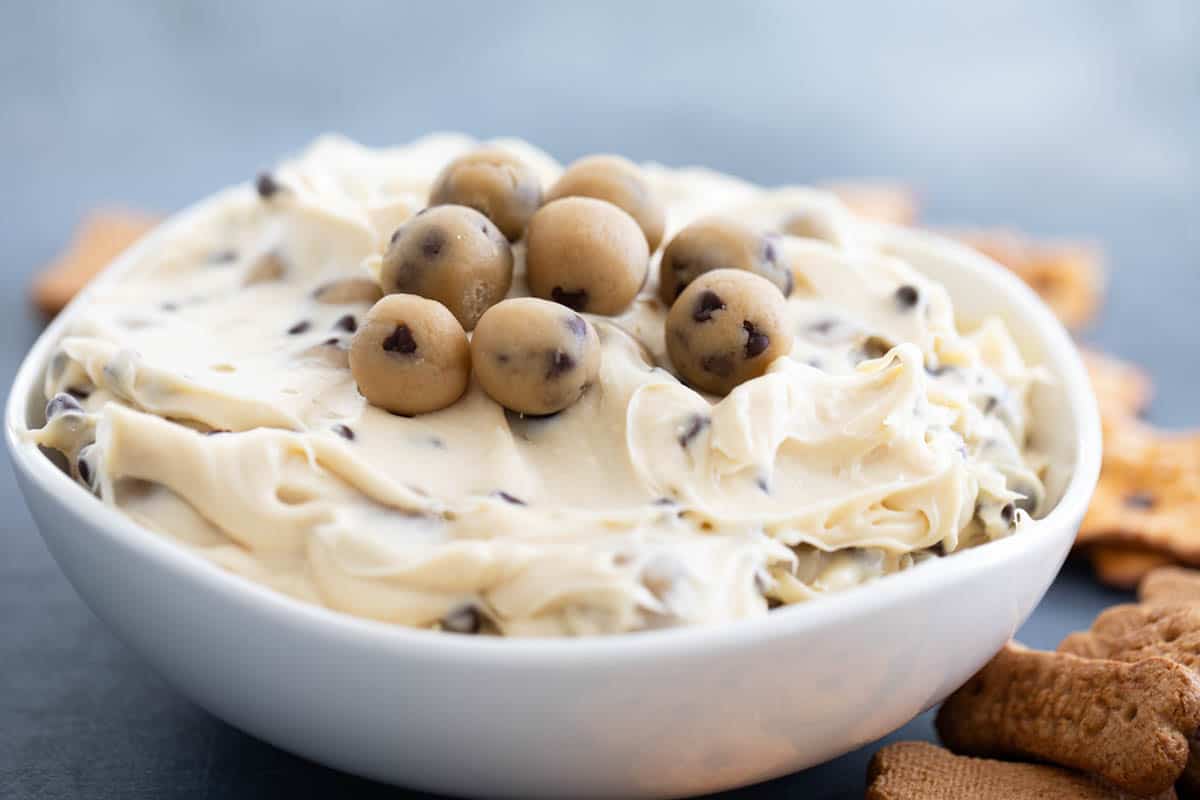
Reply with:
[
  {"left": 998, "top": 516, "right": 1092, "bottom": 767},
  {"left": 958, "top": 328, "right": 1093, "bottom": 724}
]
[{"left": 31, "top": 210, "right": 159, "bottom": 316}]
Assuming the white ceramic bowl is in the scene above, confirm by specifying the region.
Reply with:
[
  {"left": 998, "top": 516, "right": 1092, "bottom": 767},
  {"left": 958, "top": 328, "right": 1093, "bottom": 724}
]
[{"left": 7, "top": 198, "right": 1101, "bottom": 799}]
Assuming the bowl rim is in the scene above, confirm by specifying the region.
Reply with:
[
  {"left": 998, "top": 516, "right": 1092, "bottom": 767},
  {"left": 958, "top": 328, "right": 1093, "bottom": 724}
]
[{"left": 5, "top": 187, "right": 1103, "bottom": 663}]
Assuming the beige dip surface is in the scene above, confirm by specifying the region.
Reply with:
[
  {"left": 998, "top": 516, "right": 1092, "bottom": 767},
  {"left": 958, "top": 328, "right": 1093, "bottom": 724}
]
[{"left": 28, "top": 134, "right": 1047, "bottom": 636}]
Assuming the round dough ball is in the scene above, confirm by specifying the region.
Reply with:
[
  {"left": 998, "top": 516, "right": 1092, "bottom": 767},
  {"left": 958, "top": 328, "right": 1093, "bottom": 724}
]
[
  {"left": 545, "top": 154, "right": 666, "bottom": 250},
  {"left": 350, "top": 294, "right": 470, "bottom": 415},
  {"left": 658, "top": 217, "right": 793, "bottom": 305},
  {"left": 380, "top": 205, "right": 513, "bottom": 331},
  {"left": 429, "top": 148, "right": 542, "bottom": 241},
  {"left": 665, "top": 269, "right": 793, "bottom": 395},
  {"left": 525, "top": 197, "right": 649, "bottom": 316},
  {"left": 471, "top": 297, "right": 601, "bottom": 415}
]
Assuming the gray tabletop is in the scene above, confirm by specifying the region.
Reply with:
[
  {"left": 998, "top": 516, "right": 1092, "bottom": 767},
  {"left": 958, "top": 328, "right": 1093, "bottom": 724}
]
[{"left": 2, "top": 2, "right": 1197, "bottom": 797}]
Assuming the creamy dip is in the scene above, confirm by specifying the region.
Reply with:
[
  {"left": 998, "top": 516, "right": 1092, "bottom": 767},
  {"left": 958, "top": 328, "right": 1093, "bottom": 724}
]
[{"left": 29, "top": 134, "right": 1048, "bottom": 636}]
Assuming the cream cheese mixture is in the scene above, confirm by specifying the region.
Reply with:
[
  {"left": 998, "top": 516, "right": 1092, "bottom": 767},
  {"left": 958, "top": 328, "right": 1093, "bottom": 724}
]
[{"left": 28, "top": 135, "right": 1049, "bottom": 636}]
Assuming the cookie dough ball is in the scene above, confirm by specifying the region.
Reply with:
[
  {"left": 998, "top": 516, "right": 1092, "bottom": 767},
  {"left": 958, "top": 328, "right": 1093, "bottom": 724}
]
[
  {"left": 429, "top": 148, "right": 542, "bottom": 241},
  {"left": 666, "top": 269, "right": 793, "bottom": 395},
  {"left": 525, "top": 197, "right": 649, "bottom": 316},
  {"left": 658, "top": 218, "right": 793, "bottom": 305},
  {"left": 380, "top": 205, "right": 513, "bottom": 331},
  {"left": 350, "top": 294, "right": 470, "bottom": 415},
  {"left": 545, "top": 154, "right": 666, "bottom": 251},
  {"left": 471, "top": 298, "right": 601, "bottom": 415}
]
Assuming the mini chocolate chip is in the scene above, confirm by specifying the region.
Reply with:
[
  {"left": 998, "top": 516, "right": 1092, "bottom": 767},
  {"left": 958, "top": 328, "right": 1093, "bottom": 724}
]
[
  {"left": 65, "top": 387, "right": 90, "bottom": 400},
  {"left": 382, "top": 324, "right": 417, "bottom": 354},
  {"left": 441, "top": 606, "right": 482, "bottom": 634},
  {"left": 763, "top": 239, "right": 777, "bottom": 264},
  {"left": 45, "top": 393, "right": 82, "bottom": 419},
  {"left": 692, "top": 290, "right": 725, "bottom": 323},
  {"left": 743, "top": 321, "right": 769, "bottom": 358},
  {"left": 495, "top": 491, "right": 526, "bottom": 506},
  {"left": 287, "top": 320, "right": 311, "bottom": 335},
  {"left": 332, "top": 424, "right": 355, "bottom": 441},
  {"left": 678, "top": 413, "right": 711, "bottom": 447},
  {"left": 809, "top": 319, "right": 837, "bottom": 335},
  {"left": 756, "top": 476, "right": 770, "bottom": 493},
  {"left": 860, "top": 336, "right": 893, "bottom": 360},
  {"left": 77, "top": 457, "right": 91, "bottom": 485},
  {"left": 546, "top": 350, "right": 575, "bottom": 379},
  {"left": 420, "top": 228, "right": 445, "bottom": 259},
  {"left": 1124, "top": 491, "right": 1156, "bottom": 510},
  {"left": 895, "top": 284, "right": 920, "bottom": 309},
  {"left": 332, "top": 314, "right": 357, "bottom": 333},
  {"left": 984, "top": 396, "right": 999, "bottom": 414},
  {"left": 1000, "top": 502, "right": 1016, "bottom": 526},
  {"left": 565, "top": 314, "right": 587, "bottom": 339},
  {"left": 209, "top": 249, "right": 238, "bottom": 264},
  {"left": 322, "top": 337, "right": 341, "bottom": 347},
  {"left": 255, "top": 171, "right": 282, "bottom": 199},
  {"left": 701, "top": 354, "right": 734, "bottom": 377},
  {"left": 551, "top": 287, "right": 588, "bottom": 311}
]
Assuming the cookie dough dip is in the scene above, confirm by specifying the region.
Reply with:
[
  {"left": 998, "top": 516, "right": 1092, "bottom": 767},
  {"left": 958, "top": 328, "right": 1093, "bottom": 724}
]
[{"left": 27, "top": 134, "right": 1049, "bottom": 637}]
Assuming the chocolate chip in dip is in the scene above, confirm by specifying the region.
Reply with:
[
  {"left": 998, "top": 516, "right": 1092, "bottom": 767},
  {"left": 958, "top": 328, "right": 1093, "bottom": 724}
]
[
  {"left": 470, "top": 297, "right": 601, "bottom": 415},
  {"left": 380, "top": 205, "right": 513, "bottom": 331},
  {"left": 658, "top": 217, "right": 793, "bottom": 305},
  {"left": 545, "top": 154, "right": 667, "bottom": 251},
  {"left": 428, "top": 148, "right": 543, "bottom": 241},
  {"left": 349, "top": 294, "right": 470, "bottom": 415},
  {"left": 525, "top": 197, "right": 649, "bottom": 316},
  {"left": 666, "top": 269, "right": 793, "bottom": 395}
]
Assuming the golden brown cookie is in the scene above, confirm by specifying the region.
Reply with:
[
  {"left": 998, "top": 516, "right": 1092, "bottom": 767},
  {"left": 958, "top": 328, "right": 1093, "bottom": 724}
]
[
  {"left": 545, "top": 154, "right": 666, "bottom": 251},
  {"left": 428, "top": 148, "right": 542, "bottom": 241},
  {"left": 1141, "top": 567, "right": 1200, "bottom": 607},
  {"left": 470, "top": 297, "right": 601, "bottom": 416},
  {"left": 949, "top": 229, "right": 1105, "bottom": 330},
  {"left": 380, "top": 205, "right": 513, "bottom": 330},
  {"left": 1058, "top": 601, "right": 1200, "bottom": 799},
  {"left": 1085, "top": 602, "right": 1188, "bottom": 640},
  {"left": 1076, "top": 423, "right": 1200, "bottom": 562},
  {"left": 349, "top": 294, "right": 470, "bottom": 415},
  {"left": 867, "top": 741, "right": 1176, "bottom": 800},
  {"left": 935, "top": 642, "right": 1200, "bottom": 796},
  {"left": 1083, "top": 348, "right": 1154, "bottom": 427},
  {"left": 524, "top": 197, "right": 649, "bottom": 316},
  {"left": 657, "top": 217, "right": 792, "bottom": 305},
  {"left": 1089, "top": 544, "right": 1175, "bottom": 591},
  {"left": 1060, "top": 603, "right": 1200, "bottom": 668},
  {"left": 822, "top": 182, "right": 919, "bottom": 226},
  {"left": 31, "top": 210, "right": 160, "bottom": 316},
  {"left": 665, "top": 269, "right": 793, "bottom": 396}
]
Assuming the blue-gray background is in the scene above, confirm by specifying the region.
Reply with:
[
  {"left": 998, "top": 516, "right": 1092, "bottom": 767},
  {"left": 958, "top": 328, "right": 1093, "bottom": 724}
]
[{"left": 1, "top": 2, "right": 1195, "bottom": 797}]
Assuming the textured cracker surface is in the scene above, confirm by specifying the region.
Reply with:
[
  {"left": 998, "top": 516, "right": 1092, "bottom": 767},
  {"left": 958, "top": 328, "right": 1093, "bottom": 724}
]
[
  {"left": 1142, "top": 567, "right": 1200, "bottom": 607},
  {"left": 867, "top": 741, "right": 1177, "bottom": 800},
  {"left": 935, "top": 643, "right": 1200, "bottom": 796}
]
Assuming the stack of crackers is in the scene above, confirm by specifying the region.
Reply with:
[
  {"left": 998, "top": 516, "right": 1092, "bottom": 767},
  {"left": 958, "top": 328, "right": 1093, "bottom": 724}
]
[{"left": 870, "top": 566, "right": 1200, "bottom": 798}]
